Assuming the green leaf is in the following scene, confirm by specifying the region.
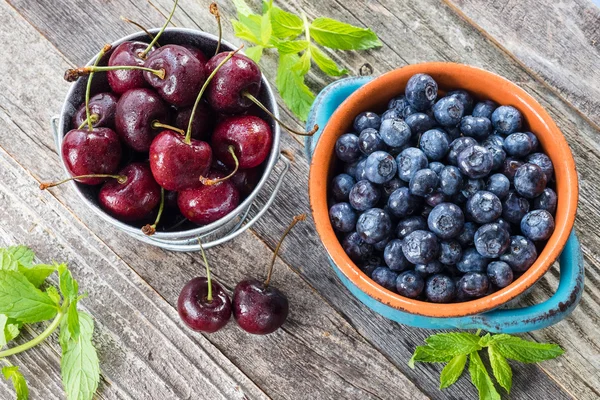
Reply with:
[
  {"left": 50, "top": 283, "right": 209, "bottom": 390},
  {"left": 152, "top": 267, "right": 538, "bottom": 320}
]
[
  {"left": 479, "top": 333, "right": 493, "bottom": 347},
  {"left": 2, "top": 366, "right": 29, "bottom": 400},
  {"left": 46, "top": 286, "right": 61, "bottom": 306},
  {"left": 232, "top": 0, "right": 254, "bottom": 17},
  {"left": 58, "top": 264, "right": 78, "bottom": 302},
  {"left": 60, "top": 312, "right": 99, "bottom": 400},
  {"left": 468, "top": 351, "right": 501, "bottom": 400},
  {"left": 440, "top": 354, "right": 467, "bottom": 389},
  {"left": 276, "top": 53, "right": 315, "bottom": 122},
  {"left": 18, "top": 264, "right": 55, "bottom": 288},
  {"left": 491, "top": 335, "right": 564, "bottom": 363},
  {"left": 0, "top": 271, "right": 58, "bottom": 323},
  {"left": 293, "top": 51, "right": 311, "bottom": 75},
  {"left": 67, "top": 300, "right": 81, "bottom": 340},
  {"left": 245, "top": 46, "right": 264, "bottom": 63},
  {"left": 276, "top": 39, "right": 309, "bottom": 54},
  {"left": 425, "top": 332, "right": 482, "bottom": 356},
  {"left": 0, "top": 252, "right": 18, "bottom": 271},
  {"left": 309, "top": 17, "right": 382, "bottom": 50},
  {"left": 488, "top": 345, "right": 512, "bottom": 393},
  {"left": 232, "top": 19, "right": 260, "bottom": 44},
  {"left": 6, "top": 246, "right": 34, "bottom": 267},
  {"left": 271, "top": 6, "right": 303, "bottom": 39},
  {"left": 408, "top": 345, "right": 455, "bottom": 368},
  {"left": 260, "top": 9, "right": 272, "bottom": 46},
  {"left": 309, "top": 44, "right": 348, "bottom": 76},
  {"left": 5, "top": 320, "right": 20, "bottom": 342}
]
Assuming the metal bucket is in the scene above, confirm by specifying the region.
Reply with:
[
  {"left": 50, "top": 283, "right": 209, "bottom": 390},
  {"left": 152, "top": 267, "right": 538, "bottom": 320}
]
[{"left": 52, "top": 28, "right": 288, "bottom": 251}]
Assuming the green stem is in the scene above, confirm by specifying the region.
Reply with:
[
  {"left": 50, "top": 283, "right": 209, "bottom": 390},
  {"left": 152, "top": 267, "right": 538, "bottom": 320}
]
[
  {"left": 120, "top": 16, "right": 161, "bottom": 46},
  {"left": 139, "top": 0, "right": 178, "bottom": 58},
  {"left": 198, "top": 240, "right": 212, "bottom": 302},
  {"left": 40, "top": 174, "right": 127, "bottom": 190},
  {"left": 199, "top": 146, "right": 238, "bottom": 185},
  {"left": 302, "top": 12, "right": 310, "bottom": 44},
  {"left": 151, "top": 121, "right": 185, "bottom": 135},
  {"left": 77, "top": 114, "right": 98, "bottom": 130},
  {"left": 475, "top": 329, "right": 482, "bottom": 336},
  {"left": 265, "top": 214, "right": 306, "bottom": 287},
  {"left": 210, "top": 3, "right": 222, "bottom": 56},
  {"left": 142, "top": 188, "right": 165, "bottom": 235},
  {"left": 0, "top": 311, "right": 64, "bottom": 358},
  {"left": 85, "top": 45, "right": 111, "bottom": 131}
]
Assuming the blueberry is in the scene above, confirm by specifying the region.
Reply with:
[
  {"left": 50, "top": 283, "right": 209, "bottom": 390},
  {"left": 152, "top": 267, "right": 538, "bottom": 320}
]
[
  {"left": 396, "top": 147, "right": 428, "bottom": 182},
  {"left": 457, "top": 222, "right": 479, "bottom": 247},
  {"left": 439, "top": 240, "right": 462, "bottom": 265},
  {"left": 409, "top": 168, "right": 439, "bottom": 196},
  {"left": 533, "top": 188, "right": 557, "bottom": 214},
  {"left": 459, "top": 178, "right": 485, "bottom": 201},
  {"left": 356, "top": 208, "right": 392, "bottom": 244},
  {"left": 335, "top": 133, "right": 361, "bottom": 162},
  {"left": 474, "top": 223, "right": 510, "bottom": 258},
  {"left": 379, "top": 118, "right": 412, "bottom": 147},
  {"left": 487, "top": 261, "right": 514, "bottom": 288},
  {"left": 482, "top": 143, "right": 506, "bottom": 171},
  {"left": 514, "top": 163, "right": 547, "bottom": 198},
  {"left": 447, "top": 89, "right": 474, "bottom": 114},
  {"left": 364, "top": 151, "right": 398, "bottom": 184},
  {"left": 405, "top": 73, "right": 438, "bottom": 111},
  {"left": 438, "top": 166, "right": 463, "bottom": 197},
  {"left": 486, "top": 173, "right": 510, "bottom": 200},
  {"left": 374, "top": 236, "right": 392, "bottom": 252},
  {"left": 447, "top": 137, "right": 477, "bottom": 166},
  {"left": 329, "top": 203, "right": 357, "bottom": 232},
  {"left": 388, "top": 95, "right": 409, "bottom": 112},
  {"left": 402, "top": 230, "right": 440, "bottom": 264},
  {"left": 457, "top": 145, "right": 493, "bottom": 179},
  {"left": 371, "top": 267, "right": 399, "bottom": 291},
  {"left": 384, "top": 239, "right": 412, "bottom": 271},
  {"left": 504, "top": 132, "right": 533, "bottom": 157},
  {"left": 420, "top": 129, "right": 450, "bottom": 161},
  {"left": 457, "top": 247, "right": 489, "bottom": 273},
  {"left": 483, "top": 134, "right": 505, "bottom": 149},
  {"left": 495, "top": 218, "right": 512, "bottom": 234},
  {"left": 526, "top": 153, "right": 554, "bottom": 182},
  {"left": 502, "top": 191, "right": 530, "bottom": 224},
  {"left": 354, "top": 111, "right": 381, "bottom": 133},
  {"left": 405, "top": 113, "right": 436, "bottom": 137},
  {"left": 426, "top": 191, "right": 447, "bottom": 207},
  {"left": 354, "top": 158, "right": 368, "bottom": 181},
  {"left": 520, "top": 210, "right": 555, "bottom": 241},
  {"left": 472, "top": 100, "right": 498, "bottom": 119},
  {"left": 427, "top": 202, "right": 465, "bottom": 239},
  {"left": 460, "top": 116, "right": 492, "bottom": 140},
  {"left": 492, "top": 105, "right": 522, "bottom": 135},
  {"left": 387, "top": 187, "right": 419, "bottom": 217},
  {"left": 396, "top": 216, "right": 427, "bottom": 239},
  {"left": 358, "top": 128, "right": 386, "bottom": 155},
  {"left": 501, "top": 158, "right": 524, "bottom": 181},
  {"left": 342, "top": 232, "right": 373, "bottom": 263},
  {"left": 442, "top": 128, "right": 459, "bottom": 142},
  {"left": 401, "top": 105, "right": 419, "bottom": 118},
  {"left": 381, "top": 108, "right": 403, "bottom": 121},
  {"left": 396, "top": 270, "right": 425, "bottom": 298},
  {"left": 425, "top": 274, "right": 455, "bottom": 303},
  {"left": 421, "top": 205, "right": 433, "bottom": 219},
  {"left": 344, "top": 159, "right": 362, "bottom": 179},
  {"left": 433, "top": 96, "right": 465, "bottom": 127},
  {"left": 500, "top": 235, "right": 537, "bottom": 272},
  {"left": 382, "top": 177, "right": 406, "bottom": 198},
  {"left": 525, "top": 132, "right": 539, "bottom": 152},
  {"left": 349, "top": 180, "right": 381, "bottom": 211},
  {"left": 415, "top": 260, "right": 444, "bottom": 276},
  {"left": 331, "top": 173, "right": 355, "bottom": 202},
  {"left": 359, "top": 262, "right": 378, "bottom": 278},
  {"left": 466, "top": 191, "right": 502, "bottom": 223},
  {"left": 458, "top": 272, "right": 489, "bottom": 297}
]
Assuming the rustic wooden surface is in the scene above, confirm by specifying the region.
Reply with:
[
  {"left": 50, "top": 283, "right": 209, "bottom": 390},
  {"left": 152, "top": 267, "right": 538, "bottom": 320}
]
[{"left": 0, "top": 0, "right": 599, "bottom": 399}]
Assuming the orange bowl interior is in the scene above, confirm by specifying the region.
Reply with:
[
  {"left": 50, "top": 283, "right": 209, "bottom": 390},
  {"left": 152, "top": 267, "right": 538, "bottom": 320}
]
[{"left": 309, "top": 63, "right": 578, "bottom": 318}]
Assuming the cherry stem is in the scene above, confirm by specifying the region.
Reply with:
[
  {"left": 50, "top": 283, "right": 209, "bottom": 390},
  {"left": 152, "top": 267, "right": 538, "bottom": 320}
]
[
  {"left": 210, "top": 3, "right": 222, "bottom": 56},
  {"left": 85, "top": 44, "right": 112, "bottom": 131},
  {"left": 142, "top": 188, "right": 165, "bottom": 235},
  {"left": 77, "top": 114, "right": 99, "bottom": 130},
  {"left": 120, "top": 16, "right": 161, "bottom": 47},
  {"left": 140, "top": 0, "right": 178, "bottom": 58},
  {"left": 185, "top": 44, "right": 244, "bottom": 144},
  {"left": 151, "top": 120, "right": 185, "bottom": 135},
  {"left": 199, "top": 146, "right": 238, "bottom": 185},
  {"left": 198, "top": 239, "right": 213, "bottom": 302},
  {"left": 242, "top": 91, "right": 318, "bottom": 137},
  {"left": 39, "top": 174, "right": 127, "bottom": 190},
  {"left": 65, "top": 65, "right": 166, "bottom": 82},
  {"left": 265, "top": 214, "right": 307, "bottom": 287},
  {"left": 146, "top": 0, "right": 177, "bottom": 26}
]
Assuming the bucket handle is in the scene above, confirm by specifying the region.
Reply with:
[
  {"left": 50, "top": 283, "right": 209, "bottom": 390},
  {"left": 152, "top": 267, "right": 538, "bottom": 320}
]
[{"left": 51, "top": 115, "right": 61, "bottom": 150}]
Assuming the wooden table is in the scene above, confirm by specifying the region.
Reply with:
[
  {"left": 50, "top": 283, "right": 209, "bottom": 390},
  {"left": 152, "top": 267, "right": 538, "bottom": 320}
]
[{"left": 0, "top": 0, "right": 598, "bottom": 398}]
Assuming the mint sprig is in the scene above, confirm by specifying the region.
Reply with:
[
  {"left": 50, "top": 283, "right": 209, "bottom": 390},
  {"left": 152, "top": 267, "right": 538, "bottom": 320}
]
[
  {"left": 232, "top": 0, "right": 382, "bottom": 121},
  {"left": 409, "top": 330, "right": 564, "bottom": 399},
  {"left": 0, "top": 245, "right": 99, "bottom": 400}
]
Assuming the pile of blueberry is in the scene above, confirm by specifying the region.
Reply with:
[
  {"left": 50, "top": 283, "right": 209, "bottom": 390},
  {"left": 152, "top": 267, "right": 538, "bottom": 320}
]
[{"left": 329, "top": 73, "right": 557, "bottom": 303}]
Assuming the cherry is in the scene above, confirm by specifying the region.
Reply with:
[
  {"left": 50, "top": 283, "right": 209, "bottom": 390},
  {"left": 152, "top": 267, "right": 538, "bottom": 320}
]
[
  {"left": 178, "top": 241, "right": 231, "bottom": 333},
  {"left": 183, "top": 45, "right": 208, "bottom": 64},
  {"left": 174, "top": 101, "right": 212, "bottom": 140},
  {"left": 115, "top": 88, "right": 170, "bottom": 152},
  {"left": 98, "top": 163, "right": 161, "bottom": 221},
  {"left": 231, "top": 167, "right": 260, "bottom": 196},
  {"left": 212, "top": 115, "right": 272, "bottom": 169},
  {"left": 232, "top": 214, "right": 305, "bottom": 334},
  {"left": 106, "top": 41, "right": 153, "bottom": 94},
  {"left": 72, "top": 92, "right": 119, "bottom": 129}
]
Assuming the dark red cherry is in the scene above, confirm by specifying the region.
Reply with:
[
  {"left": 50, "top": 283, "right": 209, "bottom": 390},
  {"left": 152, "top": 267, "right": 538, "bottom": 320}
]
[
  {"left": 212, "top": 115, "right": 272, "bottom": 169},
  {"left": 178, "top": 277, "right": 231, "bottom": 333},
  {"left": 149, "top": 130, "right": 212, "bottom": 191},
  {"left": 72, "top": 92, "right": 119, "bottom": 129},
  {"left": 165, "top": 190, "right": 178, "bottom": 209},
  {"left": 183, "top": 45, "right": 208, "bottom": 64},
  {"left": 107, "top": 41, "right": 154, "bottom": 94},
  {"left": 205, "top": 53, "right": 261, "bottom": 114},
  {"left": 232, "top": 279, "right": 289, "bottom": 335},
  {"left": 98, "top": 163, "right": 161, "bottom": 221},
  {"left": 177, "top": 171, "right": 240, "bottom": 224},
  {"left": 174, "top": 101, "right": 213, "bottom": 140},
  {"left": 231, "top": 167, "right": 261, "bottom": 196},
  {"left": 143, "top": 45, "right": 206, "bottom": 107},
  {"left": 115, "top": 88, "right": 169, "bottom": 152},
  {"left": 61, "top": 127, "right": 122, "bottom": 185}
]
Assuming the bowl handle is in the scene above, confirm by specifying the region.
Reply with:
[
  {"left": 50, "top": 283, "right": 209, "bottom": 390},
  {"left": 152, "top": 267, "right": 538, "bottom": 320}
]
[{"left": 51, "top": 115, "right": 61, "bottom": 150}]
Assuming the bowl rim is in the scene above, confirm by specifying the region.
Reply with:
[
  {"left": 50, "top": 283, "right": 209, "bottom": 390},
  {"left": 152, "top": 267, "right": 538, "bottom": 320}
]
[
  {"left": 309, "top": 62, "right": 578, "bottom": 318},
  {"left": 57, "top": 27, "right": 281, "bottom": 240}
]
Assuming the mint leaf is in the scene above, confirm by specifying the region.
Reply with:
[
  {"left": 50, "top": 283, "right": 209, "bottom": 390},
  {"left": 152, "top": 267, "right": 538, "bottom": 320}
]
[
  {"left": 408, "top": 345, "right": 455, "bottom": 368},
  {"left": 18, "top": 264, "right": 55, "bottom": 288},
  {"left": 58, "top": 264, "right": 78, "bottom": 302},
  {"left": 60, "top": 312, "right": 99, "bottom": 400},
  {"left": 488, "top": 345, "right": 512, "bottom": 393},
  {"left": 491, "top": 335, "right": 564, "bottom": 363},
  {"left": 425, "top": 332, "right": 482, "bottom": 356},
  {"left": 276, "top": 39, "right": 308, "bottom": 54},
  {"left": 0, "top": 314, "right": 18, "bottom": 348},
  {"left": 6, "top": 246, "right": 34, "bottom": 267},
  {"left": 2, "top": 366, "right": 29, "bottom": 400},
  {"left": 276, "top": 53, "right": 315, "bottom": 121},
  {"left": 479, "top": 333, "right": 493, "bottom": 347},
  {"left": 469, "top": 351, "right": 500, "bottom": 400},
  {"left": 309, "top": 44, "right": 348, "bottom": 76},
  {"left": 271, "top": 6, "right": 303, "bottom": 39},
  {"left": 245, "top": 46, "right": 264, "bottom": 63},
  {"left": 260, "top": 9, "right": 272, "bottom": 46},
  {"left": 0, "top": 252, "right": 18, "bottom": 271},
  {"left": 232, "top": 19, "right": 260, "bottom": 44},
  {"left": 67, "top": 300, "right": 81, "bottom": 340},
  {"left": 440, "top": 354, "right": 467, "bottom": 389},
  {"left": 309, "top": 17, "right": 382, "bottom": 50},
  {"left": 294, "top": 51, "right": 311, "bottom": 75},
  {"left": 46, "top": 286, "right": 61, "bottom": 306},
  {"left": 232, "top": 0, "right": 254, "bottom": 17},
  {"left": 0, "top": 271, "right": 58, "bottom": 323}
]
